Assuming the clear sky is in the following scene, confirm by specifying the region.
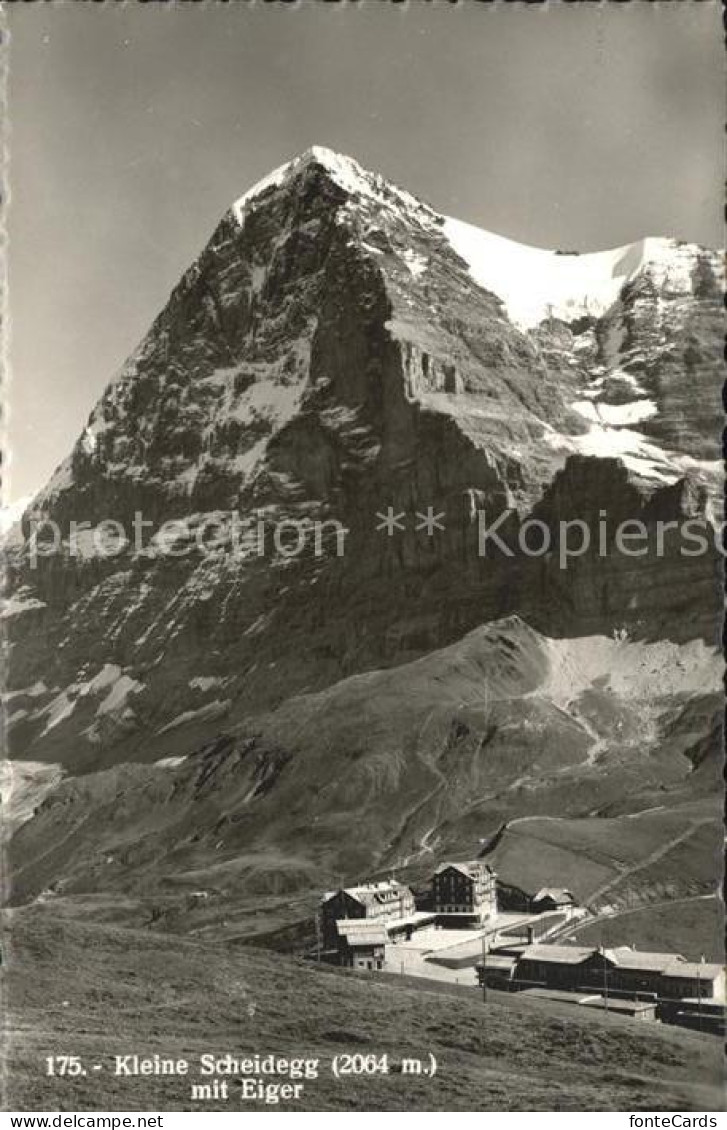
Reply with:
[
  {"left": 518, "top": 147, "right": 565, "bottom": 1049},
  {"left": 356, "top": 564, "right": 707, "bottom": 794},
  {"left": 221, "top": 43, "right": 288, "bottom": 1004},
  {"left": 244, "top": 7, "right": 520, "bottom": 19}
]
[{"left": 6, "top": 1, "right": 723, "bottom": 502}]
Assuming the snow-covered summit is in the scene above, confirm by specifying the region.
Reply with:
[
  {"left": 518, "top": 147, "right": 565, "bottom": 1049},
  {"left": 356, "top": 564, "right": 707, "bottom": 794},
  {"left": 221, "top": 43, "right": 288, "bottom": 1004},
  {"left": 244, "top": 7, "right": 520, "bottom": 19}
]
[
  {"left": 232, "top": 148, "right": 714, "bottom": 331},
  {"left": 442, "top": 220, "right": 708, "bottom": 329},
  {"left": 231, "top": 145, "right": 431, "bottom": 225}
]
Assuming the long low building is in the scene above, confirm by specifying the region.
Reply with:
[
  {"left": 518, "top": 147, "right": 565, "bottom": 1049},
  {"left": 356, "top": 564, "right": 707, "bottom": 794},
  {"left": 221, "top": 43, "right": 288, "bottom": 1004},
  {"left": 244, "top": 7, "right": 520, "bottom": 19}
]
[
  {"left": 477, "top": 943, "right": 725, "bottom": 1003},
  {"left": 659, "top": 961, "right": 726, "bottom": 1001},
  {"left": 515, "top": 988, "right": 658, "bottom": 1021}
]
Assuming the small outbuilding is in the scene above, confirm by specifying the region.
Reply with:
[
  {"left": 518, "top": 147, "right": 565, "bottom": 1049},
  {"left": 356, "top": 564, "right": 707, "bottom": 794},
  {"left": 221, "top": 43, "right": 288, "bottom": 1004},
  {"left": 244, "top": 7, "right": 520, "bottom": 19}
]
[
  {"left": 531, "top": 888, "right": 576, "bottom": 917},
  {"left": 579, "top": 996, "right": 657, "bottom": 1022}
]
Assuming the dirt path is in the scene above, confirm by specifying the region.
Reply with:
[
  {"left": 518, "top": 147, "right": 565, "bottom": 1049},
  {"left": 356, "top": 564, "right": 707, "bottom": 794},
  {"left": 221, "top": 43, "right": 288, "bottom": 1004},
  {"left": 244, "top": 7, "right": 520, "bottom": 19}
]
[
  {"left": 387, "top": 709, "right": 449, "bottom": 869},
  {"left": 584, "top": 818, "right": 712, "bottom": 905}
]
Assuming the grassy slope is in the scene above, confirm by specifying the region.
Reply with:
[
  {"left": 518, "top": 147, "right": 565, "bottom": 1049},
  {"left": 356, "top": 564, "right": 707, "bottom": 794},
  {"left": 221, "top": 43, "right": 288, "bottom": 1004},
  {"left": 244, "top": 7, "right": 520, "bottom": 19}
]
[
  {"left": 571, "top": 895, "right": 725, "bottom": 963},
  {"left": 3, "top": 908, "right": 724, "bottom": 1113},
  {"left": 484, "top": 801, "right": 722, "bottom": 908}
]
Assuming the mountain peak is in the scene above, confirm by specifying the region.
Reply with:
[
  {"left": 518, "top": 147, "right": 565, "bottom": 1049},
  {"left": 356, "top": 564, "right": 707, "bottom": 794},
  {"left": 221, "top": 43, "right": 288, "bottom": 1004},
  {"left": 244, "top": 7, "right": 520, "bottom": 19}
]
[
  {"left": 231, "top": 146, "right": 430, "bottom": 225},
  {"left": 5, "top": 134, "right": 721, "bottom": 783},
  {"left": 231, "top": 146, "right": 365, "bottom": 220},
  {"left": 229, "top": 151, "right": 716, "bottom": 332}
]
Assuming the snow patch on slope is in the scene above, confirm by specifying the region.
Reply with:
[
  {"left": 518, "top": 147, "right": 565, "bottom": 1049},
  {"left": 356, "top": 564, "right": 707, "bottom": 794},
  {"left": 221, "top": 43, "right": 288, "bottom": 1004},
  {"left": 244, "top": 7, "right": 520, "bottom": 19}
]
[
  {"left": 0, "top": 495, "right": 32, "bottom": 536},
  {"left": 442, "top": 220, "right": 689, "bottom": 329},
  {"left": 229, "top": 377, "right": 303, "bottom": 427},
  {"left": 0, "top": 760, "right": 65, "bottom": 839},
  {"left": 158, "top": 700, "right": 230, "bottom": 734},
  {"left": 35, "top": 666, "right": 144, "bottom": 739},
  {"left": 572, "top": 399, "right": 658, "bottom": 428},
  {"left": 544, "top": 417, "right": 722, "bottom": 493},
  {"left": 1, "top": 593, "right": 47, "bottom": 620},
  {"left": 544, "top": 420, "right": 677, "bottom": 483},
  {"left": 402, "top": 248, "right": 428, "bottom": 277},
  {"left": 96, "top": 674, "right": 142, "bottom": 717}
]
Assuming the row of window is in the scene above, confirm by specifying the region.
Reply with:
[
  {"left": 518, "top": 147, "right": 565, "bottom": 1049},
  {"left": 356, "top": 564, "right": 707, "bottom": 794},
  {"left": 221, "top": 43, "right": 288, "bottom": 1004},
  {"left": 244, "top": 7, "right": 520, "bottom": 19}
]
[{"left": 438, "top": 882, "right": 493, "bottom": 888}]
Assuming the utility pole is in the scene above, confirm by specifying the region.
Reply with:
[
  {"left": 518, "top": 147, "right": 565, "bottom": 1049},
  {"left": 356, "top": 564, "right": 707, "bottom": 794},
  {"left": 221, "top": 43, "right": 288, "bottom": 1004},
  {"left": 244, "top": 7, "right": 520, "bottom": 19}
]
[
  {"left": 603, "top": 958, "right": 608, "bottom": 1011},
  {"left": 597, "top": 939, "right": 609, "bottom": 1012},
  {"left": 481, "top": 931, "right": 488, "bottom": 1004}
]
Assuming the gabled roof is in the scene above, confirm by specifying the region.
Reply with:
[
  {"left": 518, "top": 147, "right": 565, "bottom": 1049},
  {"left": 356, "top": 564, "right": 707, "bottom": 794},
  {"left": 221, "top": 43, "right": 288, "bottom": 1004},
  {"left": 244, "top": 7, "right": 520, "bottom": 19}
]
[
  {"left": 344, "top": 888, "right": 379, "bottom": 908},
  {"left": 517, "top": 943, "right": 718, "bottom": 978},
  {"left": 661, "top": 961, "right": 724, "bottom": 980},
  {"left": 348, "top": 880, "right": 412, "bottom": 906},
  {"left": 519, "top": 944, "right": 594, "bottom": 965},
  {"left": 533, "top": 887, "right": 575, "bottom": 904},
  {"left": 601, "top": 948, "right": 684, "bottom": 973},
  {"left": 321, "top": 880, "right": 412, "bottom": 908},
  {"left": 434, "top": 860, "right": 493, "bottom": 879},
  {"left": 336, "top": 921, "right": 387, "bottom": 946}
]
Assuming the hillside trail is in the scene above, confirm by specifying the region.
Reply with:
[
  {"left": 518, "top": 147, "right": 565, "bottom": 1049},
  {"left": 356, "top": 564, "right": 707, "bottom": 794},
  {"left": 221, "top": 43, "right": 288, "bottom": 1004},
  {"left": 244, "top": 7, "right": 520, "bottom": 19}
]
[
  {"left": 530, "top": 818, "right": 717, "bottom": 946},
  {"left": 389, "top": 708, "right": 449, "bottom": 869},
  {"left": 553, "top": 892, "right": 716, "bottom": 945},
  {"left": 497, "top": 702, "right": 606, "bottom": 797},
  {"left": 584, "top": 817, "right": 713, "bottom": 906},
  {"left": 511, "top": 645, "right": 611, "bottom": 791},
  {"left": 393, "top": 689, "right": 498, "bottom": 868},
  {"left": 567, "top": 704, "right": 608, "bottom": 767}
]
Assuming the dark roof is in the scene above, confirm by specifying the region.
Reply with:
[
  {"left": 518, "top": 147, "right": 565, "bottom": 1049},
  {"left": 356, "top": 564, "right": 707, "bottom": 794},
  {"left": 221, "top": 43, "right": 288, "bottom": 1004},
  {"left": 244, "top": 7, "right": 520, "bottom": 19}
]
[
  {"left": 518, "top": 944, "right": 696, "bottom": 975},
  {"left": 533, "top": 888, "right": 575, "bottom": 904},
  {"left": 321, "top": 880, "right": 413, "bottom": 908},
  {"left": 434, "top": 860, "right": 494, "bottom": 879},
  {"left": 519, "top": 944, "right": 593, "bottom": 965}
]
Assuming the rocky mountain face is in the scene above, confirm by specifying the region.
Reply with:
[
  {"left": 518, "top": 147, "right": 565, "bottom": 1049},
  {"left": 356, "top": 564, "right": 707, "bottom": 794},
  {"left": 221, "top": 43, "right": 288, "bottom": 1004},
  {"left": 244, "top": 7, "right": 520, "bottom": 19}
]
[{"left": 3, "top": 149, "right": 723, "bottom": 927}]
